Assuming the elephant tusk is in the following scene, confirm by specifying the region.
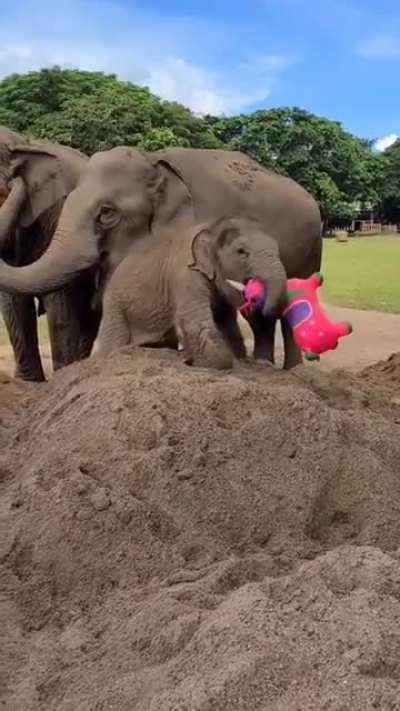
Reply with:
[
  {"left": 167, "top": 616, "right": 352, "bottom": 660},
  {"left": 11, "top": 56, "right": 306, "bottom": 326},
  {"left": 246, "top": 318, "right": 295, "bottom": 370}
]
[{"left": 226, "top": 279, "right": 245, "bottom": 293}]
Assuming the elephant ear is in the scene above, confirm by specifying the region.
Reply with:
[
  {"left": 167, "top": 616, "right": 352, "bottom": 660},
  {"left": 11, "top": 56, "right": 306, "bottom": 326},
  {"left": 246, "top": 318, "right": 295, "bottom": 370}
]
[
  {"left": 149, "top": 158, "right": 195, "bottom": 232},
  {"left": 188, "top": 225, "right": 215, "bottom": 281},
  {"left": 9, "top": 144, "right": 71, "bottom": 227}
]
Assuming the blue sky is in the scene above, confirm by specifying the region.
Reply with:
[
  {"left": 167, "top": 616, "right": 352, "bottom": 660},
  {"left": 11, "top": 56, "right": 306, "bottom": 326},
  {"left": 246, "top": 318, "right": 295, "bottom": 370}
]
[{"left": 0, "top": 0, "right": 399, "bottom": 148}]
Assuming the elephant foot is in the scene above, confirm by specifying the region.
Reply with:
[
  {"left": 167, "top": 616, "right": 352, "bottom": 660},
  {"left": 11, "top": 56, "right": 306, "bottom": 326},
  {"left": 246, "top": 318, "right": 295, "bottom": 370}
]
[
  {"left": 178, "top": 324, "right": 234, "bottom": 371},
  {"left": 15, "top": 367, "right": 46, "bottom": 383},
  {"left": 219, "top": 328, "right": 247, "bottom": 360},
  {"left": 192, "top": 344, "right": 233, "bottom": 370},
  {"left": 283, "top": 353, "right": 303, "bottom": 370},
  {"left": 231, "top": 342, "right": 247, "bottom": 360},
  {"left": 181, "top": 350, "right": 194, "bottom": 366},
  {"left": 254, "top": 357, "right": 275, "bottom": 368},
  {"left": 52, "top": 356, "right": 82, "bottom": 371},
  {"left": 51, "top": 347, "right": 93, "bottom": 371},
  {"left": 176, "top": 334, "right": 194, "bottom": 365},
  {"left": 196, "top": 338, "right": 233, "bottom": 371},
  {"left": 253, "top": 344, "right": 275, "bottom": 362},
  {"left": 198, "top": 353, "right": 233, "bottom": 370}
]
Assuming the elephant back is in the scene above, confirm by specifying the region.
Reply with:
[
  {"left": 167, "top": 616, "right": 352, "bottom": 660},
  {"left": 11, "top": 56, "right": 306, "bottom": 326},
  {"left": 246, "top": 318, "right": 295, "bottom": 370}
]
[{"left": 154, "top": 148, "right": 321, "bottom": 277}]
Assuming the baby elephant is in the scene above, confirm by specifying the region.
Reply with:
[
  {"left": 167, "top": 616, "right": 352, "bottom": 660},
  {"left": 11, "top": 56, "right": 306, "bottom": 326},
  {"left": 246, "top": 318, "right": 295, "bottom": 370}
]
[{"left": 97, "top": 217, "right": 288, "bottom": 370}]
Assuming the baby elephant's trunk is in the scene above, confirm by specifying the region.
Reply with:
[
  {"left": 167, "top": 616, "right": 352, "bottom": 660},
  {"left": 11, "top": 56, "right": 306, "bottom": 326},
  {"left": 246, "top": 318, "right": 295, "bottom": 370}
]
[{"left": 254, "top": 256, "right": 287, "bottom": 318}]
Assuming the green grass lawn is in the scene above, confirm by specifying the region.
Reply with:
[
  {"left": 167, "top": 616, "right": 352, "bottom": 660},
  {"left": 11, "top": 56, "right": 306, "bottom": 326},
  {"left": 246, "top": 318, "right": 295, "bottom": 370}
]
[{"left": 321, "top": 235, "right": 400, "bottom": 313}]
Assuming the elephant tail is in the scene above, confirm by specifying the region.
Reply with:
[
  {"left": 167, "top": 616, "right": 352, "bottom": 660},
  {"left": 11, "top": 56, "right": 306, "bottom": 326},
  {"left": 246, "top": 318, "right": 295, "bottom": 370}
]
[{"left": 308, "top": 229, "right": 323, "bottom": 275}]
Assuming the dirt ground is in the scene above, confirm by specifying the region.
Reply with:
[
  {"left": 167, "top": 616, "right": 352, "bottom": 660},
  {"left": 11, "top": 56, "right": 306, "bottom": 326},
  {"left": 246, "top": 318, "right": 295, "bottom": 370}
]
[{"left": 1, "top": 307, "right": 400, "bottom": 709}]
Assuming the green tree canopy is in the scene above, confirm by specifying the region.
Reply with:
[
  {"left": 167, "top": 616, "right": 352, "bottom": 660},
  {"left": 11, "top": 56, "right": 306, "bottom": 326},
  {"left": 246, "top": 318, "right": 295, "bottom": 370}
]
[
  {"left": 0, "top": 67, "right": 220, "bottom": 155},
  {"left": 377, "top": 140, "right": 400, "bottom": 223}
]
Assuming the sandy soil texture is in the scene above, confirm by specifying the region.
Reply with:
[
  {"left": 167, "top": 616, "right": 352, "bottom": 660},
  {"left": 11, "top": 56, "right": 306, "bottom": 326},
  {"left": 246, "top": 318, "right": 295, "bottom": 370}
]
[{"left": 1, "top": 339, "right": 400, "bottom": 709}]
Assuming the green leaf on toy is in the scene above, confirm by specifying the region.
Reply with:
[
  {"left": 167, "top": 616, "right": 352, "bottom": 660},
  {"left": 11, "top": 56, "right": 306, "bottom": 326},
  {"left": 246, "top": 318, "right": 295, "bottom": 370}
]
[
  {"left": 305, "top": 353, "right": 320, "bottom": 361},
  {"left": 283, "top": 289, "right": 304, "bottom": 304}
]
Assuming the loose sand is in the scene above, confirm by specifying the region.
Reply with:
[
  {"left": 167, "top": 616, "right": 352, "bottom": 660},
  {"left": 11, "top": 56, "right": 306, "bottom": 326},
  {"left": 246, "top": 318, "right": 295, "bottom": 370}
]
[{"left": 1, "top": 337, "right": 400, "bottom": 709}]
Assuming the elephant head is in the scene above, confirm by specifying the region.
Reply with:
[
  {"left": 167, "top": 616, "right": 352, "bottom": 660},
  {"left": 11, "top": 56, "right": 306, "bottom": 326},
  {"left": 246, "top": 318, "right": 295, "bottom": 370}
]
[
  {"left": 0, "top": 146, "right": 193, "bottom": 294},
  {"left": 0, "top": 127, "right": 87, "bottom": 248},
  {"left": 189, "top": 217, "right": 287, "bottom": 317}
]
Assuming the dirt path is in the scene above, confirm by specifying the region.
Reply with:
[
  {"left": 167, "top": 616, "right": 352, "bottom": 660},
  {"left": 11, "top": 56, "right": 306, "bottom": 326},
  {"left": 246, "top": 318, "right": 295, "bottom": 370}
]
[{"left": 0, "top": 305, "right": 398, "bottom": 378}]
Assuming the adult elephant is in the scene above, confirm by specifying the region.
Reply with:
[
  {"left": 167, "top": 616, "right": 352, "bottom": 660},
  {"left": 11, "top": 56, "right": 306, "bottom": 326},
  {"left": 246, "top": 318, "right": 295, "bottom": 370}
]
[
  {"left": 0, "top": 127, "right": 100, "bottom": 381},
  {"left": 0, "top": 147, "right": 321, "bottom": 368}
]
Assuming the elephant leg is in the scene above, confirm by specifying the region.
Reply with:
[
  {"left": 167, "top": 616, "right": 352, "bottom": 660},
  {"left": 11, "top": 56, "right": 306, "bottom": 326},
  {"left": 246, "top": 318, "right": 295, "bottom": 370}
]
[
  {"left": 247, "top": 312, "right": 276, "bottom": 363},
  {"left": 42, "top": 277, "right": 100, "bottom": 371},
  {"left": 42, "top": 291, "right": 76, "bottom": 371},
  {"left": 213, "top": 303, "right": 247, "bottom": 359},
  {"left": 176, "top": 314, "right": 233, "bottom": 370},
  {"left": 96, "top": 298, "right": 130, "bottom": 357},
  {"left": 281, "top": 318, "right": 302, "bottom": 370},
  {"left": 0, "top": 227, "right": 45, "bottom": 381},
  {"left": 175, "top": 280, "right": 233, "bottom": 370},
  {"left": 0, "top": 291, "right": 46, "bottom": 381}
]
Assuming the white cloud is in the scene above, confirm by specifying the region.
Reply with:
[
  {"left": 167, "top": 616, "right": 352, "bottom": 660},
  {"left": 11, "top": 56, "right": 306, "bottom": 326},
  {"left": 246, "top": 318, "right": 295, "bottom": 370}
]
[
  {"left": 147, "top": 59, "right": 234, "bottom": 116},
  {"left": 238, "top": 53, "right": 295, "bottom": 73},
  {"left": 356, "top": 35, "right": 400, "bottom": 60},
  {"left": 146, "top": 55, "right": 293, "bottom": 115},
  {"left": 0, "top": 43, "right": 35, "bottom": 64},
  {"left": 374, "top": 134, "right": 398, "bottom": 152},
  {"left": 0, "top": 0, "right": 293, "bottom": 116},
  {"left": 0, "top": 41, "right": 118, "bottom": 78}
]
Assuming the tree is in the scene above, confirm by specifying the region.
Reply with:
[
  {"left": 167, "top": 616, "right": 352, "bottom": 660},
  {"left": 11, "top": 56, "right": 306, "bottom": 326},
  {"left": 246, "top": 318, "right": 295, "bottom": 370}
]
[
  {"left": 0, "top": 67, "right": 119, "bottom": 133},
  {"left": 31, "top": 83, "right": 163, "bottom": 154},
  {"left": 376, "top": 141, "right": 400, "bottom": 223},
  {"left": 313, "top": 173, "right": 357, "bottom": 228},
  {"left": 0, "top": 67, "right": 220, "bottom": 154}
]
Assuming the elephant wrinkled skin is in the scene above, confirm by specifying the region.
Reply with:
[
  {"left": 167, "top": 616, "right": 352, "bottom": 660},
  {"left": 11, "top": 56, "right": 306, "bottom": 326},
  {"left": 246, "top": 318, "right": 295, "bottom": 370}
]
[
  {"left": 0, "top": 127, "right": 100, "bottom": 381},
  {"left": 0, "top": 146, "right": 322, "bottom": 369},
  {"left": 97, "top": 217, "right": 288, "bottom": 370}
]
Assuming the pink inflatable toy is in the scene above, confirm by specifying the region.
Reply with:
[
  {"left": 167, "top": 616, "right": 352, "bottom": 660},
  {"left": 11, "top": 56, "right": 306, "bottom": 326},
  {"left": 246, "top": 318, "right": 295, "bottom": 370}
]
[{"left": 227, "top": 273, "right": 353, "bottom": 361}]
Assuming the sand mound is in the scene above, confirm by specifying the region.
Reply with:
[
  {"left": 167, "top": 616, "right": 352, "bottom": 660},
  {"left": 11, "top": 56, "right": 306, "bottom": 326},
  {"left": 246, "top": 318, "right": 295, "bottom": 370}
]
[
  {"left": 2, "top": 349, "right": 400, "bottom": 709},
  {"left": 361, "top": 352, "right": 400, "bottom": 403}
]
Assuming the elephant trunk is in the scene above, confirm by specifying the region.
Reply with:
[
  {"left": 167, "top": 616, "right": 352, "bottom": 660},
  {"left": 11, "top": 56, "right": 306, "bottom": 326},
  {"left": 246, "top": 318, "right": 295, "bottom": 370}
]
[
  {"left": 252, "top": 254, "right": 287, "bottom": 318},
  {"left": 0, "top": 191, "right": 99, "bottom": 295},
  {"left": 0, "top": 177, "right": 27, "bottom": 245}
]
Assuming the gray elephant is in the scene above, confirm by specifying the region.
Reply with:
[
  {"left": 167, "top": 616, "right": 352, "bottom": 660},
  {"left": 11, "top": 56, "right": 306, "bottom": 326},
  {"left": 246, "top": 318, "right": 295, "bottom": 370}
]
[
  {"left": 0, "top": 127, "right": 100, "bottom": 381},
  {"left": 0, "top": 146, "right": 322, "bottom": 369},
  {"left": 97, "top": 217, "right": 288, "bottom": 369}
]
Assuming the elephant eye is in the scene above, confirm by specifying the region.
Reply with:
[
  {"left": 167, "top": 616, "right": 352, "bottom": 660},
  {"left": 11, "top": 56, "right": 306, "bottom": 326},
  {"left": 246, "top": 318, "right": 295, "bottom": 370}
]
[
  {"left": 237, "top": 247, "right": 249, "bottom": 257},
  {"left": 98, "top": 205, "right": 120, "bottom": 228}
]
